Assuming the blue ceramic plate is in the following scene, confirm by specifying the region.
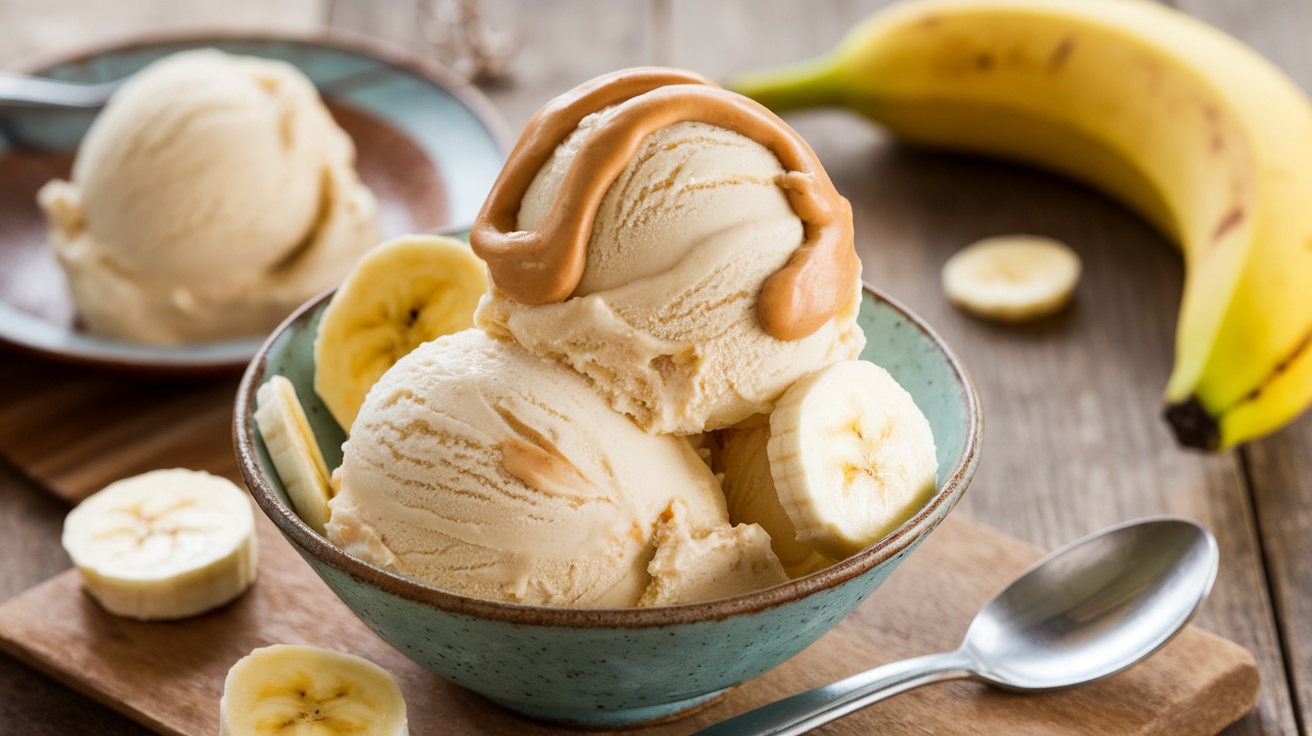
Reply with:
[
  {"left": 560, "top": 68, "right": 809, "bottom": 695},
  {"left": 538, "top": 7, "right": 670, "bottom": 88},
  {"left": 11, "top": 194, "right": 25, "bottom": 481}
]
[{"left": 0, "top": 33, "right": 510, "bottom": 374}]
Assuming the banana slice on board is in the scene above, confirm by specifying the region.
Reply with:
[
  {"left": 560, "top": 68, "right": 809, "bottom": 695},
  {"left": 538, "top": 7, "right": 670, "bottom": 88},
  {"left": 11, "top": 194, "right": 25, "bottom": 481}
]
[
  {"left": 60, "top": 468, "right": 257, "bottom": 621},
  {"left": 315, "top": 234, "right": 488, "bottom": 431},
  {"left": 767, "top": 360, "right": 937, "bottom": 560},
  {"left": 941, "top": 235, "right": 1081, "bottom": 323},
  {"left": 255, "top": 375, "right": 333, "bottom": 534},
  {"left": 220, "top": 644, "right": 409, "bottom": 736}
]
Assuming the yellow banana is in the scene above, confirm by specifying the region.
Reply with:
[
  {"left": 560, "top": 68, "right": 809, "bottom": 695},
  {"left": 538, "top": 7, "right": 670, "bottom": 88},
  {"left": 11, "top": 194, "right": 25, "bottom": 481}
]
[
  {"left": 314, "top": 234, "right": 488, "bottom": 432},
  {"left": 730, "top": 0, "right": 1312, "bottom": 451},
  {"left": 61, "top": 469, "right": 258, "bottom": 621},
  {"left": 220, "top": 644, "right": 408, "bottom": 735}
]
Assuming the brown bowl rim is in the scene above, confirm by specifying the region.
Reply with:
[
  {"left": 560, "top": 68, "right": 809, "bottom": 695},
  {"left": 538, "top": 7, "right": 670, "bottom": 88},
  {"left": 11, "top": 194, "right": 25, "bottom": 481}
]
[{"left": 234, "top": 282, "right": 982, "bottom": 628}]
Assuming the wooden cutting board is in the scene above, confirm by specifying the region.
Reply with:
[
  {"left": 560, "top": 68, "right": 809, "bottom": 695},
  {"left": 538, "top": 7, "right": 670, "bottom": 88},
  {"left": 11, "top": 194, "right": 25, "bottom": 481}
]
[
  {"left": 0, "top": 349, "right": 239, "bottom": 504},
  {"left": 0, "top": 511, "right": 1259, "bottom": 736}
]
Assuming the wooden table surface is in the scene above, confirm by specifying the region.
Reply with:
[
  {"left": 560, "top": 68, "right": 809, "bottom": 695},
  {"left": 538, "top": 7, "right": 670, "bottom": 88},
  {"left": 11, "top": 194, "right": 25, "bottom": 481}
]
[{"left": 1, "top": 0, "right": 1309, "bottom": 734}]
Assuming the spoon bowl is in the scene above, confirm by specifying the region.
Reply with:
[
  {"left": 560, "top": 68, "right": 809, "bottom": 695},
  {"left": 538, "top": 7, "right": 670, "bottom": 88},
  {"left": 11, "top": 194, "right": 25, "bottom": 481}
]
[
  {"left": 966, "top": 517, "right": 1218, "bottom": 691},
  {"left": 695, "top": 517, "right": 1219, "bottom": 736}
]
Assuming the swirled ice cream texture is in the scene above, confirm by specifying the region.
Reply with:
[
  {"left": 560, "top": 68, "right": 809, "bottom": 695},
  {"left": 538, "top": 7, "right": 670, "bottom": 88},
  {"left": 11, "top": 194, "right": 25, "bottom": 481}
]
[
  {"left": 476, "top": 118, "right": 864, "bottom": 435},
  {"left": 326, "top": 330, "right": 786, "bottom": 607}
]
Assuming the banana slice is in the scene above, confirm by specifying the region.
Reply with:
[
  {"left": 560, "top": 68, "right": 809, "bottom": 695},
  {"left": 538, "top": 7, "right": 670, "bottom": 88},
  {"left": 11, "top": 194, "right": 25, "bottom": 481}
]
[
  {"left": 220, "top": 644, "right": 408, "bottom": 736},
  {"left": 60, "top": 468, "right": 257, "bottom": 621},
  {"left": 767, "top": 361, "right": 937, "bottom": 560},
  {"left": 941, "top": 235, "right": 1081, "bottom": 323},
  {"left": 315, "top": 234, "right": 488, "bottom": 431},
  {"left": 715, "top": 425, "right": 834, "bottom": 578},
  {"left": 255, "top": 374, "right": 332, "bottom": 534}
]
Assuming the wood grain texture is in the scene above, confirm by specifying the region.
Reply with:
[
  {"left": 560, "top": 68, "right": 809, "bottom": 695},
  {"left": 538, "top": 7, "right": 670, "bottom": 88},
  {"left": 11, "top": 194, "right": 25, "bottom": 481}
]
[
  {"left": 1246, "top": 423, "right": 1312, "bottom": 736},
  {"left": 668, "top": 0, "right": 1296, "bottom": 733},
  {"left": 0, "top": 459, "right": 152, "bottom": 734},
  {"left": 0, "top": 351, "right": 240, "bottom": 504},
  {"left": 0, "top": 514, "right": 1260, "bottom": 736}
]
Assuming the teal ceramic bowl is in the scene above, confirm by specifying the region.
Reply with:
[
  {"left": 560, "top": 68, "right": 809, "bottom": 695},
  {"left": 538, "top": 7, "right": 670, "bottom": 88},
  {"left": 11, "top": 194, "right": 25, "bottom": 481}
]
[{"left": 234, "top": 284, "right": 981, "bottom": 727}]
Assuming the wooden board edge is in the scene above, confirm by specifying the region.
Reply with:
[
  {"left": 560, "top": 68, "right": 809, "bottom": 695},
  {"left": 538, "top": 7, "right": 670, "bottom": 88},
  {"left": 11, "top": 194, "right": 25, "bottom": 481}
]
[
  {"left": 0, "top": 570, "right": 187, "bottom": 736},
  {"left": 1146, "top": 633, "right": 1262, "bottom": 736}
]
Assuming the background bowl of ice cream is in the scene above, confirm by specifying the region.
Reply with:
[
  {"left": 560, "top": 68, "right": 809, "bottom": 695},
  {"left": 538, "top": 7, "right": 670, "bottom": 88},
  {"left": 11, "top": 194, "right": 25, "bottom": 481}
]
[
  {"left": 234, "top": 280, "right": 981, "bottom": 727},
  {"left": 0, "top": 32, "right": 508, "bottom": 373}
]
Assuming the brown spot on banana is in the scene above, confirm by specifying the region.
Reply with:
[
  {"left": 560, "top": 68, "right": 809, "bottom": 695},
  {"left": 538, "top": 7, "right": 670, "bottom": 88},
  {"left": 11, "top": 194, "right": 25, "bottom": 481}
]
[
  {"left": 1213, "top": 206, "right": 1245, "bottom": 242},
  {"left": 1048, "top": 35, "right": 1076, "bottom": 72},
  {"left": 1239, "top": 326, "right": 1312, "bottom": 404},
  {"left": 1203, "top": 104, "right": 1225, "bottom": 153},
  {"left": 974, "top": 52, "right": 994, "bottom": 71}
]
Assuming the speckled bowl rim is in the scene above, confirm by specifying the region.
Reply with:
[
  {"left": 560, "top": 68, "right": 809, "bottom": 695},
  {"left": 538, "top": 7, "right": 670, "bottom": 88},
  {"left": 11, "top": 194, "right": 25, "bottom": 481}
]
[{"left": 234, "top": 282, "right": 983, "bottom": 628}]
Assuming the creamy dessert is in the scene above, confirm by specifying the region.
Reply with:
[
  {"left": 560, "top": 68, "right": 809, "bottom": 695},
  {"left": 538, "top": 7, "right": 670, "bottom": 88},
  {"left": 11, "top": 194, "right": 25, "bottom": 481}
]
[
  {"left": 39, "top": 49, "right": 380, "bottom": 344},
  {"left": 326, "top": 329, "right": 787, "bottom": 607},
  {"left": 473, "top": 68, "right": 865, "bottom": 435},
  {"left": 257, "top": 68, "right": 937, "bottom": 609}
]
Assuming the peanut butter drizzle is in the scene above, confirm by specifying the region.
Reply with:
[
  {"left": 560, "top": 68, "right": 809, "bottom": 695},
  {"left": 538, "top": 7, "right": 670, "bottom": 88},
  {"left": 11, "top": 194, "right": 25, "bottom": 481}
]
[{"left": 469, "top": 67, "right": 859, "bottom": 341}]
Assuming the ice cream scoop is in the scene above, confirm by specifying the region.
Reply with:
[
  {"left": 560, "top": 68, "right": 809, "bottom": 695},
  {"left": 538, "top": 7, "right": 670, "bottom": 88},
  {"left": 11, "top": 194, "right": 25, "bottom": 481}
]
[
  {"left": 38, "top": 49, "right": 380, "bottom": 344},
  {"left": 326, "top": 328, "right": 786, "bottom": 608},
  {"left": 472, "top": 68, "right": 865, "bottom": 435}
]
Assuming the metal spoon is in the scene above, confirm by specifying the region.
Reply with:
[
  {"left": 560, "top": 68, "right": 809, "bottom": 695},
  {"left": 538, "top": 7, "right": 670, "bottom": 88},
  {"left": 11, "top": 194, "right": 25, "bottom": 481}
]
[
  {"left": 694, "top": 517, "right": 1219, "bottom": 736},
  {"left": 0, "top": 73, "right": 122, "bottom": 110}
]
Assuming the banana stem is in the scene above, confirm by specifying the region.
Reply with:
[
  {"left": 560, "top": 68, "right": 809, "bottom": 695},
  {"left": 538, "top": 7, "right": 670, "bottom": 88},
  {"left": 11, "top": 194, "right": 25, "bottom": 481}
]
[
  {"left": 1164, "top": 398, "right": 1221, "bottom": 451},
  {"left": 728, "top": 56, "right": 848, "bottom": 113}
]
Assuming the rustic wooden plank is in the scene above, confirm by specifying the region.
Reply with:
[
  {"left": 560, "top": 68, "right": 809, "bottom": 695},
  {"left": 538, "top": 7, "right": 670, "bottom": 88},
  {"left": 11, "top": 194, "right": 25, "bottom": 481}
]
[
  {"left": 0, "top": 0, "right": 326, "bottom": 69},
  {"left": 669, "top": 0, "right": 1297, "bottom": 733},
  {"left": 1246, "top": 427, "right": 1312, "bottom": 735},
  {"left": 0, "top": 514, "right": 1260, "bottom": 736},
  {"left": 0, "top": 458, "right": 152, "bottom": 733},
  {"left": 1178, "top": 0, "right": 1312, "bottom": 733},
  {"left": 0, "top": 351, "right": 241, "bottom": 503}
]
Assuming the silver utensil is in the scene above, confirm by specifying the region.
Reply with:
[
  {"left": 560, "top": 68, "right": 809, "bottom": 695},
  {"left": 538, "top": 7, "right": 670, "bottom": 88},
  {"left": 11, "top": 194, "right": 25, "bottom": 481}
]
[
  {"left": 0, "top": 73, "right": 121, "bottom": 109},
  {"left": 694, "top": 517, "right": 1219, "bottom": 736}
]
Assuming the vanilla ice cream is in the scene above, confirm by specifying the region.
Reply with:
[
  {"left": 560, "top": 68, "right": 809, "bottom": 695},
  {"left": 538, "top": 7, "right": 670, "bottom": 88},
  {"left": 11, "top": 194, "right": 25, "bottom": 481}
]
[
  {"left": 326, "top": 329, "right": 786, "bottom": 608},
  {"left": 39, "top": 49, "right": 380, "bottom": 344},
  {"left": 309, "top": 69, "right": 894, "bottom": 611},
  {"left": 472, "top": 71, "right": 864, "bottom": 435}
]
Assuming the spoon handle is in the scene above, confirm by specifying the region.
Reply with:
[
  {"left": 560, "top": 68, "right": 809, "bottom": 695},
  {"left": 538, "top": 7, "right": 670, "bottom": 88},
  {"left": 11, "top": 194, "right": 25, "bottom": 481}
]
[
  {"left": 0, "top": 73, "right": 118, "bottom": 109},
  {"left": 693, "top": 650, "right": 975, "bottom": 736}
]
